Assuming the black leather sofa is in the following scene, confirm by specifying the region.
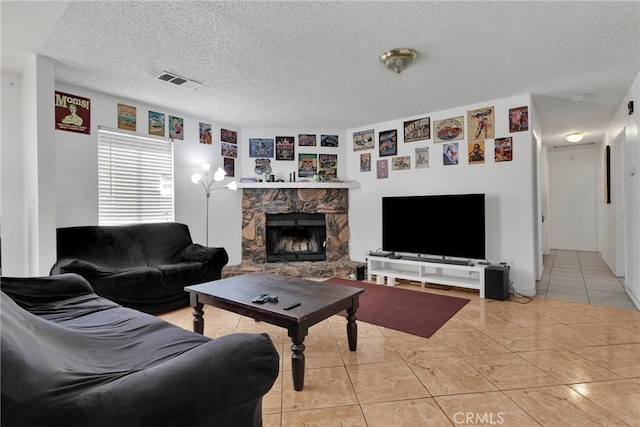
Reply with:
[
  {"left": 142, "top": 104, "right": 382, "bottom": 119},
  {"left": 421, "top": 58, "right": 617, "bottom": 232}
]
[
  {"left": 50, "top": 222, "right": 228, "bottom": 314},
  {"left": 1, "top": 274, "right": 279, "bottom": 427}
]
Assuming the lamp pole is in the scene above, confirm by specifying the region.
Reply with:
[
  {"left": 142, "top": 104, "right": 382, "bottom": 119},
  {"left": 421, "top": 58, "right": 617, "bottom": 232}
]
[{"left": 191, "top": 164, "right": 237, "bottom": 247}]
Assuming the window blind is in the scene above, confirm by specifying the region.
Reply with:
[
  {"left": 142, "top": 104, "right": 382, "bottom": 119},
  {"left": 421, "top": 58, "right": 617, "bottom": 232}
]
[{"left": 98, "top": 128, "right": 174, "bottom": 225}]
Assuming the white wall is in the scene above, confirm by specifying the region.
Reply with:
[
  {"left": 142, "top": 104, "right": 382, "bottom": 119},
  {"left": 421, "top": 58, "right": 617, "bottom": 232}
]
[
  {"left": 345, "top": 94, "right": 537, "bottom": 296},
  {"left": 0, "top": 71, "right": 27, "bottom": 275},
  {"left": 547, "top": 146, "right": 599, "bottom": 251},
  {"left": 601, "top": 72, "right": 640, "bottom": 308},
  {"left": 53, "top": 83, "right": 243, "bottom": 264}
]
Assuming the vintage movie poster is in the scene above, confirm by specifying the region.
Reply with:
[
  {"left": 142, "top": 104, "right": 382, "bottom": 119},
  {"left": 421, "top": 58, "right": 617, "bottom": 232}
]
[
  {"left": 443, "top": 142, "right": 459, "bottom": 165},
  {"left": 353, "top": 129, "right": 375, "bottom": 151},
  {"left": 468, "top": 141, "right": 485, "bottom": 164},
  {"left": 148, "top": 111, "right": 165, "bottom": 136},
  {"left": 199, "top": 122, "right": 212, "bottom": 144},
  {"left": 404, "top": 117, "right": 430, "bottom": 142},
  {"left": 298, "top": 153, "right": 317, "bottom": 177},
  {"left": 379, "top": 129, "right": 398, "bottom": 157},
  {"left": 376, "top": 159, "right": 389, "bottom": 179},
  {"left": 319, "top": 154, "right": 338, "bottom": 178},
  {"left": 275, "top": 136, "right": 295, "bottom": 160},
  {"left": 221, "top": 128, "right": 238, "bottom": 144},
  {"left": 249, "top": 138, "right": 274, "bottom": 157},
  {"left": 360, "top": 153, "right": 372, "bottom": 172},
  {"left": 415, "top": 147, "right": 429, "bottom": 169},
  {"left": 223, "top": 157, "right": 235, "bottom": 177},
  {"left": 55, "top": 91, "right": 91, "bottom": 134},
  {"left": 254, "top": 158, "right": 272, "bottom": 175},
  {"left": 392, "top": 156, "right": 411, "bottom": 171},
  {"left": 434, "top": 116, "right": 464, "bottom": 143},
  {"left": 321, "top": 134, "right": 339, "bottom": 147},
  {"left": 221, "top": 142, "right": 237, "bottom": 158},
  {"left": 169, "top": 115, "right": 184, "bottom": 140},
  {"left": 298, "top": 134, "right": 316, "bottom": 146},
  {"left": 117, "top": 103, "right": 136, "bottom": 132},
  {"left": 468, "top": 107, "right": 494, "bottom": 141},
  {"left": 509, "top": 106, "right": 529, "bottom": 132},
  {"left": 495, "top": 137, "right": 513, "bottom": 162}
]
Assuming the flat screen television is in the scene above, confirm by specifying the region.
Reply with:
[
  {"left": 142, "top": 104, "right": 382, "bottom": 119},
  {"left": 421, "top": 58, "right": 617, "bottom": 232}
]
[{"left": 382, "top": 193, "right": 486, "bottom": 260}]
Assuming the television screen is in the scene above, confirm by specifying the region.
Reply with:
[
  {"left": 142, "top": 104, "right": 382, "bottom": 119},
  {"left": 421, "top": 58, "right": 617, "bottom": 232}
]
[{"left": 382, "top": 194, "right": 485, "bottom": 260}]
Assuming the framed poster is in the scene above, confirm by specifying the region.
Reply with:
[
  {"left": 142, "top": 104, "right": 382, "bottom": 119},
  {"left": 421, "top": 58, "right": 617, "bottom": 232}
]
[
  {"left": 199, "top": 122, "right": 212, "bottom": 144},
  {"left": 376, "top": 159, "right": 388, "bottom": 179},
  {"left": 468, "top": 107, "right": 494, "bottom": 141},
  {"left": 404, "top": 117, "right": 430, "bottom": 142},
  {"left": 319, "top": 153, "right": 338, "bottom": 178},
  {"left": 443, "top": 142, "right": 459, "bottom": 165},
  {"left": 55, "top": 91, "right": 90, "bottom": 134},
  {"left": 299, "top": 134, "right": 316, "bottom": 146},
  {"left": 379, "top": 129, "right": 398, "bottom": 157},
  {"left": 221, "top": 142, "right": 237, "bottom": 158},
  {"left": 509, "top": 106, "right": 529, "bottom": 132},
  {"left": 117, "top": 103, "right": 136, "bottom": 131},
  {"left": 392, "top": 156, "right": 411, "bottom": 171},
  {"left": 275, "top": 136, "right": 295, "bottom": 160},
  {"left": 169, "top": 115, "right": 184, "bottom": 140},
  {"left": 249, "top": 138, "right": 274, "bottom": 158},
  {"left": 223, "top": 157, "right": 235, "bottom": 177},
  {"left": 415, "top": 147, "right": 429, "bottom": 169},
  {"left": 298, "top": 153, "right": 317, "bottom": 177},
  {"left": 221, "top": 128, "right": 238, "bottom": 144},
  {"left": 353, "top": 129, "right": 375, "bottom": 151},
  {"left": 360, "top": 153, "right": 372, "bottom": 172},
  {"left": 148, "top": 111, "right": 165, "bottom": 136},
  {"left": 495, "top": 137, "right": 513, "bottom": 162},
  {"left": 321, "top": 134, "right": 338, "bottom": 147},
  {"left": 468, "top": 141, "right": 485, "bottom": 164},
  {"left": 434, "top": 116, "right": 464, "bottom": 143}
]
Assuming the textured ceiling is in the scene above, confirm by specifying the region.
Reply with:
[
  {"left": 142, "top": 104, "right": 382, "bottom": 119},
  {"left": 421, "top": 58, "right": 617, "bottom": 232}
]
[{"left": 2, "top": 1, "right": 639, "bottom": 148}]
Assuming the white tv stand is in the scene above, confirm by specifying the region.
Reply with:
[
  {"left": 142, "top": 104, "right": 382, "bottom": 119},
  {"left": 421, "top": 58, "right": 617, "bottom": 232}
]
[{"left": 367, "top": 254, "right": 486, "bottom": 298}]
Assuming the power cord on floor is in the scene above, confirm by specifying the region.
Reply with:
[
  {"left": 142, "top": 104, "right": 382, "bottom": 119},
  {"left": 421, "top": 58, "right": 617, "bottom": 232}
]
[{"left": 507, "top": 278, "right": 533, "bottom": 304}]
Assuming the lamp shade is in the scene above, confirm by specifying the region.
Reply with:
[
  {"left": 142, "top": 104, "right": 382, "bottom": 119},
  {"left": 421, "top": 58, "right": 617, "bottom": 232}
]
[
  {"left": 213, "top": 167, "right": 227, "bottom": 182},
  {"left": 191, "top": 173, "right": 202, "bottom": 184}
]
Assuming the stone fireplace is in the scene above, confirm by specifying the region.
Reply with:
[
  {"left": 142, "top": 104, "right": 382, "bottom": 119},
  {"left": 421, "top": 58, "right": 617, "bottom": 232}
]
[{"left": 223, "top": 187, "right": 360, "bottom": 278}]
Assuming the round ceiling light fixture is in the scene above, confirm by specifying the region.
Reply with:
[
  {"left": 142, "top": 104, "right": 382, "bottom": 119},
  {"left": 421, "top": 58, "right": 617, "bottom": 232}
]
[
  {"left": 380, "top": 48, "right": 418, "bottom": 74},
  {"left": 566, "top": 132, "right": 584, "bottom": 143}
]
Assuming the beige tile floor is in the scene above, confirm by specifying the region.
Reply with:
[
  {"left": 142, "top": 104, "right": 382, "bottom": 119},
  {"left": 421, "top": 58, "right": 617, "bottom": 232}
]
[
  {"left": 537, "top": 249, "right": 637, "bottom": 310},
  {"left": 159, "top": 263, "right": 640, "bottom": 426}
]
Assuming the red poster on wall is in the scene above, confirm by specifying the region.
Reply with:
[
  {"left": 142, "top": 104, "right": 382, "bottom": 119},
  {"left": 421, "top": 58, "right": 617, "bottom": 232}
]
[{"left": 54, "top": 91, "right": 91, "bottom": 134}]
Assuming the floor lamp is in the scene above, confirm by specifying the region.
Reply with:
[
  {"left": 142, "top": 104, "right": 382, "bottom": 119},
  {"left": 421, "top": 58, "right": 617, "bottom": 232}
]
[{"left": 191, "top": 164, "right": 238, "bottom": 246}]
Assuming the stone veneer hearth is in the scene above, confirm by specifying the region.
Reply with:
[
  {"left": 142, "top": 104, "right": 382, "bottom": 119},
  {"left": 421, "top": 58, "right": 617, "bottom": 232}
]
[{"left": 223, "top": 188, "right": 361, "bottom": 278}]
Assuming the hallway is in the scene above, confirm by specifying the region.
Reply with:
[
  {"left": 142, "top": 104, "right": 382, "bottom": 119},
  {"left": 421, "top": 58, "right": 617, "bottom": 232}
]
[{"left": 537, "top": 250, "right": 637, "bottom": 310}]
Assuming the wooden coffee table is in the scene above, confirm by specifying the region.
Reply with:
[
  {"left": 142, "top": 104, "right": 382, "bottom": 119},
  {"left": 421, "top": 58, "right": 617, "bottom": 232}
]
[{"left": 185, "top": 272, "right": 364, "bottom": 391}]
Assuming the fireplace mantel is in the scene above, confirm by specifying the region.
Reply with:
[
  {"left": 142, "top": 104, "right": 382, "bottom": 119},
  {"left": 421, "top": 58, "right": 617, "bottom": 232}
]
[{"left": 237, "top": 181, "right": 360, "bottom": 189}]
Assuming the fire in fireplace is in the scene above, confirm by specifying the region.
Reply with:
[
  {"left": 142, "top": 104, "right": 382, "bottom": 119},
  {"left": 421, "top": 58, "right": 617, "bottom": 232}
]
[{"left": 266, "top": 213, "right": 327, "bottom": 262}]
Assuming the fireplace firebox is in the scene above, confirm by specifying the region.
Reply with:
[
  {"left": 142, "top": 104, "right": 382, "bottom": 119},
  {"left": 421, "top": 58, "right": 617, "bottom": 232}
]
[{"left": 266, "top": 213, "right": 326, "bottom": 262}]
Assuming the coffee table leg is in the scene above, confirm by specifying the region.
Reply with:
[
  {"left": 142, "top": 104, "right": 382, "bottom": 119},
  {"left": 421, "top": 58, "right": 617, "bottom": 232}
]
[
  {"left": 291, "top": 337, "right": 306, "bottom": 391},
  {"left": 190, "top": 293, "right": 205, "bottom": 335},
  {"left": 346, "top": 306, "right": 358, "bottom": 351}
]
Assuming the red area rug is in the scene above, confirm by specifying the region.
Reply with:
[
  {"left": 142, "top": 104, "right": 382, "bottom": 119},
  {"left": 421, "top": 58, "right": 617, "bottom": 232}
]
[{"left": 324, "top": 278, "right": 469, "bottom": 338}]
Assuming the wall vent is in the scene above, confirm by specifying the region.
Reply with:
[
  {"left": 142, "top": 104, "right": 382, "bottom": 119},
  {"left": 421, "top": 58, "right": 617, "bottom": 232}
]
[{"left": 156, "top": 71, "right": 202, "bottom": 89}]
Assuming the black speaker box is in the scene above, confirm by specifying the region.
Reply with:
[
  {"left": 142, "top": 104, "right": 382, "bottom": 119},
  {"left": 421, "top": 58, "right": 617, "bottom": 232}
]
[
  {"left": 356, "top": 264, "right": 366, "bottom": 281},
  {"left": 485, "top": 265, "right": 509, "bottom": 300}
]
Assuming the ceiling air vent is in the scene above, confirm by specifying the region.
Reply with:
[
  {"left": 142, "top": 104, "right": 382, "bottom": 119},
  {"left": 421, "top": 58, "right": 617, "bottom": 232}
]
[
  {"left": 156, "top": 71, "right": 202, "bottom": 90},
  {"left": 551, "top": 141, "right": 596, "bottom": 150}
]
